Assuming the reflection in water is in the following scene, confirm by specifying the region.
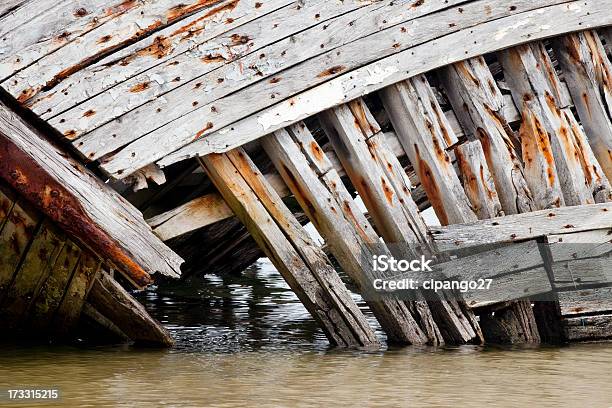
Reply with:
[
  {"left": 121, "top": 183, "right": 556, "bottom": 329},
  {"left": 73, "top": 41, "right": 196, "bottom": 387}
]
[{"left": 0, "top": 259, "right": 611, "bottom": 407}]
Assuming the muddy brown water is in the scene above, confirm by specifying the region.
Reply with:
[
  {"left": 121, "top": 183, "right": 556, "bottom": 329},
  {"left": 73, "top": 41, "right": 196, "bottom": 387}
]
[{"left": 1, "top": 260, "right": 611, "bottom": 407}]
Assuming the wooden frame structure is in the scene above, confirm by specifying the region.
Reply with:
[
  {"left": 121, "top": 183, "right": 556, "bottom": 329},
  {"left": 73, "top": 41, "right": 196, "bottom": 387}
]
[{"left": 1, "top": 0, "right": 611, "bottom": 347}]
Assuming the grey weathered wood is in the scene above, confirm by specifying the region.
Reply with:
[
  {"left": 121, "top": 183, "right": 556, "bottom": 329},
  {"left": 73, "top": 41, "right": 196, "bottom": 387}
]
[
  {"left": 2, "top": 0, "right": 243, "bottom": 97},
  {"left": 0, "top": 219, "right": 66, "bottom": 330},
  {"left": 157, "top": 0, "right": 612, "bottom": 175},
  {"left": 87, "top": 271, "right": 174, "bottom": 346},
  {"left": 0, "top": 101, "right": 183, "bottom": 282},
  {"left": 147, "top": 105, "right": 490, "bottom": 241},
  {"left": 380, "top": 76, "right": 477, "bottom": 226},
  {"left": 263, "top": 127, "right": 436, "bottom": 345},
  {"left": 391, "top": 240, "right": 551, "bottom": 309},
  {"left": 455, "top": 140, "right": 504, "bottom": 220},
  {"left": 0, "top": 0, "right": 29, "bottom": 18},
  {"left": 100, "top": 0, "right": 562, "bottom": 175},
  {"left": 432, "top": 202, "right": 612, "bottom": 252},
  {"left": 81, "top": 301, "right": 130, "bottom": 342},
  {"left": 558, "top": 287, "right": 612, "bottom": 316},
  {"left": 320, "top": 100, "right": 434, "bottom": 258},
  {"left": 499, "top": 42, "right": 595, "bottom": 208},
  {"left": 201, "top": 148, "right": 379, "bottom": 347},
  {"left": 26, "top": 0, "right": 294, "bottom": 117},
  {"left": 552, "top": 31, "right": 612, "bottom": 183},
  {"left": 563, "top": 314, "right": 612, "bottom": 341},
  {"left": 52, "top": 0, "right": 409, "bottom": 144},
  {"left": 439, "top": 57, "right": 535, "bottom": 215}
]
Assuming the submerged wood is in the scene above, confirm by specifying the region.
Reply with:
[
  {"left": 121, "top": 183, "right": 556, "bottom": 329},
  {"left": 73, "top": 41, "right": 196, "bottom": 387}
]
[
  {"left": 87, "top": 272, "right": 174, "bottom": 346},
  {"left": 200, "top": 149, "right": 379, "bottom": 347}
]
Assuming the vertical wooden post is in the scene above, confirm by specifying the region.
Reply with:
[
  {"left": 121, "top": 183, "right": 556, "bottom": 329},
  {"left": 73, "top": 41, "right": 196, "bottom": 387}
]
[
  {"left": 200, "top": 148, "right": 379, "bottom": 347},
  {"left": 439, "top": 56, "right": 535, "bottom": 215},
  {"left": 499, "top": 42, "right": 596, "bottom": 207},
  {"left": 552, "top": 31, "right": 612, "bottom": 192},
  {"left": 379, "top": 75, "right": 478, "bottom": 226},
  {"left": 263, "top": 126, "right": 438, "bottom": 345},
  {"left": 320, "top": 99, "right": 483, "bottom": 344}
]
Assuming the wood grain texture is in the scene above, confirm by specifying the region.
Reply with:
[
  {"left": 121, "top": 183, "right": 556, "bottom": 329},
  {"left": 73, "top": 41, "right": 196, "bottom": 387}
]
[
  {"left": 87, "top": 271, "right": 174, "bottom": 346},
  {"left": 439, "top": 57, "right": 535, "bottom": 215},
  {"left": 201, "top": 149, "right": 379, "bottom": 347},
  {"left": 158, "top": 0, "right": 612, "bottom": 176},
  {"left": 380, "top": 77, "right": 477, "bottom": 226},
  {"left": 0, "top": 101, "right": 182, "bottom": 284},
  {"left": 499, "top": 42, "right": 595, "bottom": 208},
  {"left": 263, "top": 127, "right": 438, "bottom": 345},
  {"left": 432, "top": 202, "right": 612, "bottom": 252},
  {"left": 552, "top": 31, "right": 612, "bottom": 184}
]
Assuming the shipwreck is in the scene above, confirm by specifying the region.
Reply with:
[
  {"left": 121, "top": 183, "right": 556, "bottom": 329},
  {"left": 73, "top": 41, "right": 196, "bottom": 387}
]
[{"left": 0, "top": 0, "right": 611, "bottom": 347}]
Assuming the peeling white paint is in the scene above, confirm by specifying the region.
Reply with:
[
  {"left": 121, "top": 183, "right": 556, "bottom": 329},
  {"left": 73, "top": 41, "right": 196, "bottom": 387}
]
[
  {"left": 494, "top": 19, "right": 531, "bottom": 41},
  {"left": 363, "top": 64, "right": 399, "bottom": 86}
]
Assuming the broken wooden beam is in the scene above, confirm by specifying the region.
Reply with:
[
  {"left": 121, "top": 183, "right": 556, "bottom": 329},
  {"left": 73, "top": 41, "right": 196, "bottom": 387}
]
[
  {"left": 0, "top": 100, "right": 183, "bottom": 287},
  {"left": 552, "top": 31, "right": 612, "bottom": 185},
  {"left": 87, "top": 271, "right": 174, "bottom": 347},
  {"left": 263, "top": 126, "right": 439, "bottom": 345},
  {"left": 200, "top": 148, "right": 379, "bottom": 348}
]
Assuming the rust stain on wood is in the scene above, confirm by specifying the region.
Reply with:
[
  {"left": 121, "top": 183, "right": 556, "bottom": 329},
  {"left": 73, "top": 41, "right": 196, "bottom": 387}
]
[
  {"left": 0, "top": 135, "right": 152, "bottom": 287},
  {"left": 317, "top": 65, "right": 346, "bottom": 78},
  {"left": 166, "top": 0, "right": 222, "bottom": 22},
  {"left": 171, "top": 0, "right": 240, "bottom": 38},
  {"left": 414, "top": 144, "right": 448, "bottom": 226},
  {"left": 130, "top": 82, "right": 151, "bottom": 93}
]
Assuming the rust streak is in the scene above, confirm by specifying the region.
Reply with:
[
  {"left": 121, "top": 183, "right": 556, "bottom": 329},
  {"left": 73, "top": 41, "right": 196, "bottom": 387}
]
[{"left": 0, "top": 134, "right": 152, "bottom": 287}]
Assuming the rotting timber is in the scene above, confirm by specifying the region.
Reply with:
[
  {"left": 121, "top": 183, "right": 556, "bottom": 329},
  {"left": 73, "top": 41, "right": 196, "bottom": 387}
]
[{"left": 0, "top": 0, "right": 611, "bottom": 347}]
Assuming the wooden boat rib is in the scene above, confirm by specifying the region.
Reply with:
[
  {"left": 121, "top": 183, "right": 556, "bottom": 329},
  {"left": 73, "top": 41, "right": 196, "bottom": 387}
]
[{"left": 0, "top": 0, "right": 611, "bottom": 347}]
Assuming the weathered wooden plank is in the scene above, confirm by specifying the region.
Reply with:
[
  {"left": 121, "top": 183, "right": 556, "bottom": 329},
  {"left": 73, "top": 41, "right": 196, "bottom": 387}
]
[
  {"left": 499, "top": 42, "right": 595, "bottom": 208},
  {"left": 564, "top": 314, "right": 612, "bottom": 341},
  {"left": 552, "top": 256, "right": 611, "bottom": 290},
  {"left": 552, "top": 31, "right": 612, "bottom": 183},
  {"left": 53, "top": 0, "right": 394, "bottom": 144},
  {"left": 455, "top": 140, "right": 504, "bottom": 220},
  {"left": 558, "top": 287, "right": 612, "bottom": 316},
  {"left": 390, "top": 240, "right": 551, "bottom": 309},
  {"left": 0, "top": 199, "right": 41, "bottom": 300},
  {"left": 479, "top": 301, "right": 542, "bottom": 344},
  {"left": 157, "top": 0, "right": 612, "bottom": 175},
  {"left": 2, "top": 0, "right": 242, "bottom": 98},
  {"left": 81, "top": 301, "right": 130, "bottom": 342},
  {"left": 87, "top": 271, "right": 174, "bottom": 346},
  {"left": 547, "top": 228, "right": 612, "bottom": 262},
  {"left": 27, "top": 239, "right": 81, "bottom": 332},
  {"left": 0, "top": 220, "right": 66, "bottom": 331},
  {"left": 146, "top": 105, "right": 488, "bottom": 241},
  {"left": 438, "top": 57, "right": 535, "bottom": 215},
  {"left": 0, "top": 101, "right": 182, "bottom": 285},
  {"left": 0, "top": 0, "right": 29, "bottom": 18},
  {"left": 27, "top": 0, "right": 294, "bottom": 117},
  {"left": 320, "top": 100, "right": 433, "bottom": 257},
  {"left": 0, "top": 0, "right": 151, "bottom": 83},
  {"left": 52, "top": 250, "right": 101, "bottom": 336},
  {"left": 201, "top": 149, "right": 379, "bottom": 347},
  {"left": 432, "top": 202, "right": 612, "bottom": 252},
  {"left": 263, "top": 127, "right": 436, "bottom": 345},
  {"left": 380, "top": 76, "right": 477, "bottom": 226}
]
